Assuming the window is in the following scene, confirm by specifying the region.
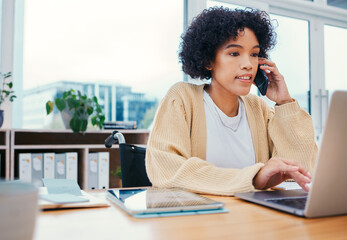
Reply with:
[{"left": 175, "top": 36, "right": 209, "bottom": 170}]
[
  {"left": 0, "top": 1, "right": 2, "bottom": 62},
  {"left": 17, "top": 0, "right": 184, "bottom": 129},
  {"left": 269, "top": 14, "right": 310, "bottom": 112},
  {"left": 328, "top": 0, "right": 347, "bottom": 10},
  {"left": 3, "top": 0, "right": 347, "bottom": 136},
  {"left": 324, "top": 25, "right": 347, "bottom": 94}
]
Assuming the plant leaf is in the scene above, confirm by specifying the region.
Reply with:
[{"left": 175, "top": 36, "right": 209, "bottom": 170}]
[
  {"left": 9, "top": 95, "right": 16, "bottom": 102},
  {"left": 55, "top": 98, "right": 66, "bottom": 111},
  {"left": 66, "top": 98, "right": 76, "bottom": 109},
  {"left": 81, "top": 119, "right": 88, "bottom": 132},
  {"left": 91, "top": 116, "right": 96, "bottom": 125},
  {"left": 46, "top": 101, "right": 54, "bottom": 114},
  {"left": 87, "top": 106, "right": 93, "bottom": 115},
  {"left": 70, "top": 117, "right": 80, "bottom": 133}
]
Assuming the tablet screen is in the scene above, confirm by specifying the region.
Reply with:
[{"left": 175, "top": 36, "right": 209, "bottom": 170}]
[{"left": 107, "top": 188, "right": 224, "bottom": 213}]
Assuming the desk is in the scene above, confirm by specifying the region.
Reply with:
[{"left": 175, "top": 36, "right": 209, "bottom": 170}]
[{"left": 34, "top": 190, "right": 347, "bottom": 240}]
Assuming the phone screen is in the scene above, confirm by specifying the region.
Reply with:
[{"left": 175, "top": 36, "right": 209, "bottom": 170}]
[{"left": 254, "top": 67, "right": 269, "bottom": 96}]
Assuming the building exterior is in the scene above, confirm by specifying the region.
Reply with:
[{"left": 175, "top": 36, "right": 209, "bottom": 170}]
[{"left": 23, "top": 81, "right": 157, "bottom": 129}]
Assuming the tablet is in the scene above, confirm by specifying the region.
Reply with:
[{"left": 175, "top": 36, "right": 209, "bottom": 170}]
[{"left": 106, "top": 188, "right": 225, "bottom": 216}]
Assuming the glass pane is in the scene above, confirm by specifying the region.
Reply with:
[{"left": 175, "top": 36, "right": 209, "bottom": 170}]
[
  {"left": 19, "top": 0, "right": 183, "bottom": 129},
  {"left": 0, "top": 0, "right": 2, "bottom": 67},
  {"left": 269, "top": 14, "right": 310, "bottom": 112},
  {"left": 328, "top": 0, "right": 347, "bottom": 10},
  {"left": 324, "top": 25, "right": 347, "bottom": 94},
  {"left": 207, "top": 0, "right": 243, "bottom": 9}
]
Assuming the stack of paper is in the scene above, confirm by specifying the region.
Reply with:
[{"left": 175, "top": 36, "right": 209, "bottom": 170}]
[{"left": 39, "top": 179, "right": 109, "bottom": 210}]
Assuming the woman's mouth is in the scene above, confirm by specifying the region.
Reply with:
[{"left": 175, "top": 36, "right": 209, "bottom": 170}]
[{"left": 236, "top": 75, "right": 252, "bottom": 83}]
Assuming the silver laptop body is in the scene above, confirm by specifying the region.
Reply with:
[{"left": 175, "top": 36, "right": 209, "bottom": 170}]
[{"left": 235, "top": 90, "right": 347, "bottom": 218}]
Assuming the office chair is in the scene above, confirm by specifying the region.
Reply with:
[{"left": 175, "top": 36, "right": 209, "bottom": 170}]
[{"left": 105, "top": 130, "right": 152, "bottom": 187}]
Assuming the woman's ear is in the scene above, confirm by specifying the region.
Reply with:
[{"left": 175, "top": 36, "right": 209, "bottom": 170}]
[{"left": 206, "top": 61, "right": 214, "bottom": 71}]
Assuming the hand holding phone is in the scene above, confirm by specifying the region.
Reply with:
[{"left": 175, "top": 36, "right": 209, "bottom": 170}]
[{"left": 254, "top": 66, "right": 269, "bottom": 96}]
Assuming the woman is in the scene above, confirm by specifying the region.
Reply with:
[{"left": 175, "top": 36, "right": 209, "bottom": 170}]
[{"left": 145, "top": 7, "right": 317, "bottom": 196}]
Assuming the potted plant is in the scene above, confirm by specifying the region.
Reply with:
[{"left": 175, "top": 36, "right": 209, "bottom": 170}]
[
  {"left": 46, "top": 89, "right": 105, "bottom": 134},
  {"left": 0, "top": 72, "right": 16, "bottom": 128},
  {"left": 110, "top": 166, "right": 122, "bottom": 187}
]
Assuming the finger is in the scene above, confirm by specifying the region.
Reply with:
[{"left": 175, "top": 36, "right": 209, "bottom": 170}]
[
  {"left": 267, "top": 158, "right": 297, "bottom": 174},
  {"left": 298, "top": 168, "right": 312, "bottom": 180},
  {"left": 277, "top": 164, "right": 300, "bottom": 175},
  {"left": 258, "top": 58, "right": 274, "bottom": 66},
  {"left": 281, "top": 159, "right": 311, "bottom": 180},
  {"left": 259, "top": 65, "right": 278, "bottom": 75},
  {"left": 288, "top": 171, "right": 311, "bottom": 192}
]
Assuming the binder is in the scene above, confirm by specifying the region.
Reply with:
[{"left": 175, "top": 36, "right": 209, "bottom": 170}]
[
  {"left": 31, "top": 153, "right": 43, "bottom": 187},
  {"left": 55, "top": 153, "right": 66, "bottom": 179},
  {"left": 19, "top": 153, "right": 32, "bottom": 183},
  {"left": 98, "top": 152, "right": 109, "bottom": 189},
  {"left": 66, "top": 152, "right": 78, "bottom": 181},
  {"left": 88, "top": 153, "right": 98, "bottom": 190},
  {"left": 43, "top": 153, "right": 55, "bottom": 179}
]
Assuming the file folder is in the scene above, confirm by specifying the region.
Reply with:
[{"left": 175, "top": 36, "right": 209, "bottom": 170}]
[
  {"left": 43, "top": 153, "right": 55, "bottom": 179},
  {"left": 19, "top": 153, "right": 32, "bottom": 183},
  {"left": 31, "top": 153, "right": 43, "bottom": 187},
  {"left": 66, "top": 152, "right": 78, "bottom": 181},
  {"left": 55, "top": 153, "right": 66, "bottom": 179},
  {"left": 98, "top": 152, "right": 109, "bottom": 189},
  {"left": 88, "top": 153, "right": 98, "bottom": 189}
]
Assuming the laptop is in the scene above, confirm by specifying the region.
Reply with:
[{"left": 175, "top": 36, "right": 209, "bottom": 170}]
[
  {"left": 235, "top": 90, "right": 347, "bottom": 218},
  {"left": 106, "top": 187, "right": 227, "bottom": 218}
]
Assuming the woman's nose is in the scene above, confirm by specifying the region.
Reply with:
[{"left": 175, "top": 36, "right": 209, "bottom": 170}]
[{"left": 241, "top": 56, "right": 253, "bottom": 70}]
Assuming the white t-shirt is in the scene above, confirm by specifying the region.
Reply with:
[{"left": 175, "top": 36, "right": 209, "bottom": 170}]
[{"left": 203, "top": 90, "right": 256, "bottom": 168}]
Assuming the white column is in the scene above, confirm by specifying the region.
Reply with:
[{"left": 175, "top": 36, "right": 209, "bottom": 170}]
[
  {"left": 104, "top": 86, "right": 109, "bottom": 121},
  {"left": 1, "top": 0, "right": 15, "bottom": 128},
  {"left": 111, "top": 85, "right": 116, "bottom": 121},
  {"left": 310, "top": 18, "right": 328, "bottom": 142}
]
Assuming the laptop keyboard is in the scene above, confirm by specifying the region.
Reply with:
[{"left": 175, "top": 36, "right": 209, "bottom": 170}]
[{"left": 265, "top": 197, "right": 307, "bottom": 210}]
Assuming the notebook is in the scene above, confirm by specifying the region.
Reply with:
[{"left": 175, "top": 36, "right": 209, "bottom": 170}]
[
  {"left": 235, "top": 90, "right": 347, "bottom": 218},
  {"left": 106, "top": 187, "right": 228, "bottom": 218}
]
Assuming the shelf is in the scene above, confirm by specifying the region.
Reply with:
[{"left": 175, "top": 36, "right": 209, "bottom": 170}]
[
  {"left": 0, "top": 129, "right": 10, "bottom": 180},
  {"left": 9, "top": 129, "right": 149, "bottom": 189}
]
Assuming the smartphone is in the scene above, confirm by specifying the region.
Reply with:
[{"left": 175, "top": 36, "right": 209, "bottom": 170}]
[{"left": 254, "top": 66, "right": 269, "bottom": 96}]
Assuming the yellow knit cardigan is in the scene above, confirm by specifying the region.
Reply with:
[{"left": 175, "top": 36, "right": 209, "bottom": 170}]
[{"left": 145, "top": 82, "right": 317, "bottom": 196}]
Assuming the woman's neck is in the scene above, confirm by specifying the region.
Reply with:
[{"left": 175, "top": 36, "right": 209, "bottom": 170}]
[{"left": 204, "top": 84, "right": 239, "bottom": 117}]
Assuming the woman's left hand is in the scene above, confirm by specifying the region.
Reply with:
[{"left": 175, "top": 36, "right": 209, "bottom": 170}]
[{"left": 258, "top": 58, "right": 293, "bottom": 105}]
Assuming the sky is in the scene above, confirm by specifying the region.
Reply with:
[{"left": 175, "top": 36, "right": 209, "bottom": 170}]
[
  {"left": 22, "top": 0, "right": 347, "bottom": 103},
  {"left": 22, "top": 0, "right": 184, "bottom": 100}
]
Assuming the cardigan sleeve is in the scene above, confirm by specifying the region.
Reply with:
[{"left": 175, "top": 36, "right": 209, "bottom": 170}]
[
  {"left": 267, "top": 100, "right": 318, "bottom": 173},
  {"left": 145, "top": 92, "right": 264, "bottom": 196}
]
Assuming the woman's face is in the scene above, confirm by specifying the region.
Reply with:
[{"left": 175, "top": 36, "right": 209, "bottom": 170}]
[{"left": 209, "top": 28, "right": 260, "bottom": 97}]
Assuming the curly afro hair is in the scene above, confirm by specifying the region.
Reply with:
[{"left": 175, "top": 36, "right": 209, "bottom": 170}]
[{"left": 179, "top": 6, "right": 277, "bottom": 80}]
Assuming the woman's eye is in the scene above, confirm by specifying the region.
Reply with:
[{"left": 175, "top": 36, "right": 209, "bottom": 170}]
[
  {"left": 229, "top": 52, "right": 239, "bottom": 56},
  {"left": 251, "top": 53, "right": 259, "bottom": 57}
]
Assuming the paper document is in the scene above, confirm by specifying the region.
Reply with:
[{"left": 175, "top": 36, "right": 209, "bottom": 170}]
[
  {"left": 272, "top": 181, "right": 302, "bottom": 190},
  {"left": 42, "top": 178, "right": 82, "bottom": 196},
  {"left": 40, "top": 193, "right": 89, "bottom": 204},
  {"left": 39, "top": 179, "right": 110, "bottom": 210}
]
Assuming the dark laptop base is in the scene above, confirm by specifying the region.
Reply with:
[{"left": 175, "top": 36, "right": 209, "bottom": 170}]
[{"left": 235, "top": 190, "right": 308, "bottom": 217}]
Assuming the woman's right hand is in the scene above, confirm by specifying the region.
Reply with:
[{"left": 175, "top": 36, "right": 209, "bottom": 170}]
[{"left": 253, "top": 157, "right": 311, "bottom": 192}]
